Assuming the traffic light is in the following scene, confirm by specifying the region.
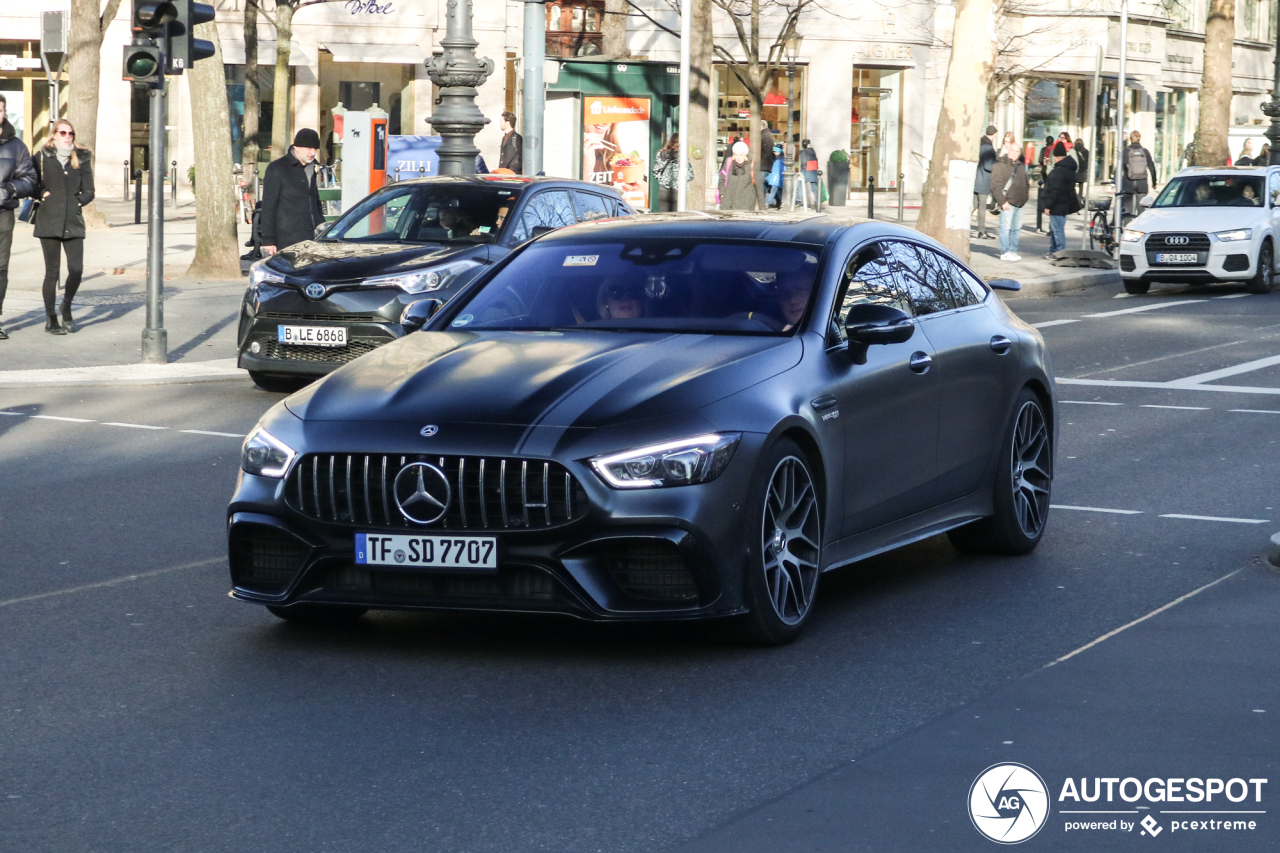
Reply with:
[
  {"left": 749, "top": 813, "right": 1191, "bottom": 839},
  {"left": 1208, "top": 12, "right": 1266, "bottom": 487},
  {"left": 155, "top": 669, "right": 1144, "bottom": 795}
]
[
  {"left": 168, "top": 1, "right": 216, "bottom": 74},
  {"left": 123, "top": 39, "right": 164, "bottom": 87},
  {"left": 131, "top": 1, "right": 177, "bottom": 36},
  {"left": 124, "top": 1, "right": 175, "bottom": 87}
]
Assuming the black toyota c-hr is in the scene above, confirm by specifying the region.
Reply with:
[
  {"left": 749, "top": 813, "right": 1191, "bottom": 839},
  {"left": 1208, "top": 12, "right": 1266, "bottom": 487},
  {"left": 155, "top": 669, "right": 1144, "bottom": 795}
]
[{"left": 237, "top": 175, "right": 632, "bottom": 391}]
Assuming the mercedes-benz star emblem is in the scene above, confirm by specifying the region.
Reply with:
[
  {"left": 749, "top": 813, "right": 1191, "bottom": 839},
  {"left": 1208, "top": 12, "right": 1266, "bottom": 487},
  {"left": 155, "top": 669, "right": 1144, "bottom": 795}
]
[
  {"left": 393, "top": 462, "right": 451, "bottom": 524},
  {"left": 420, "top": 425, "right": 439, "bottom": 437},
  {"left": 305, "top": 283, "right": 326, "bottom": 299}
]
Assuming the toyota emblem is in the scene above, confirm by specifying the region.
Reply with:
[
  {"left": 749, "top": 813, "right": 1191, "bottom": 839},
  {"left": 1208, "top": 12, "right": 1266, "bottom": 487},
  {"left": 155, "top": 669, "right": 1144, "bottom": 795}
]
[
  {"left": 1164, "top": 236, "right": 1190, "bottom": 246},
  {"left": 420, "top": 425, "right": 439, "bottom": 437},
  {"left": 392, "top": 462, "right": 451, "bottom": 524},
  {"left": 305, "top": 283, "right": 326, "bottom": 299}
]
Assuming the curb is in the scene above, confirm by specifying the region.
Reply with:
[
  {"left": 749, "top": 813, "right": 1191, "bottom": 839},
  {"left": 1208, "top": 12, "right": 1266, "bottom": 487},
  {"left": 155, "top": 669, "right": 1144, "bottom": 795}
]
[
  {"left": 0, "top": 359, "right": 246, "bottom": 390},
  {"left": 1005, "top": 269, "right": 1120, "bottom": 299}
]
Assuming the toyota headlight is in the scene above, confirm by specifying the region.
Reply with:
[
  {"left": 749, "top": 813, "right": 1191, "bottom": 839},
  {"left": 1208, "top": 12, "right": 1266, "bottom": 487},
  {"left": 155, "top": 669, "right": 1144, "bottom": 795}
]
[
  {"left": 591, "top": 433, "right": 741, "bottom": 489},
  {"left": 1214, "top": 228, "right": 1252, "bottom": 242},
  {"left": 241, "top": 427, "right": 296, "bottom": 478},
  {"left": 362, "top": 259, "right": 483, "bottom": 293},
  {"left": 249, "top": 259, "right": 285, "bottom": 286},
  {"left": 1121, "top": 229, "right": 1145, "bottom": 243}
]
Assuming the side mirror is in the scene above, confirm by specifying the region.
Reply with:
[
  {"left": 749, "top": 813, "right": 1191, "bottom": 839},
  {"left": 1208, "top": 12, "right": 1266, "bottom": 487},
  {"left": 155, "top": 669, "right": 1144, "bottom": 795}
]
[
  {"left": 1138, "top": 194, "right": 1155, "bottom": 211},
  {"left": 842, "top": 304, "right": 914, "bottom": 364},
  {"left": 530, "top": 225, "right": 557, "bottom": 239},
  {"left": 314, "top": 221, "right": 333, "bottom": 239},
  {"left": 987, "top": 278, "right": 1022, "bottom": 291},
  {"left": 400, "top": 299, "right": 444, "bottom": 333}
]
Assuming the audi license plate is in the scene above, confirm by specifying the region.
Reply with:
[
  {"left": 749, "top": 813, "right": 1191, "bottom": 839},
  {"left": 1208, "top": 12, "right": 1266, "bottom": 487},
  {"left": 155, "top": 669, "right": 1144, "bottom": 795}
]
[
  {"left": 355, "top": 533, "right": 498, "bottom": 570},
  {"left": 1155, "top": 253, "right": 1198, "bottom": 264},
  {"left": 277, "top": 325, "right": 347, "bottom": 347}
]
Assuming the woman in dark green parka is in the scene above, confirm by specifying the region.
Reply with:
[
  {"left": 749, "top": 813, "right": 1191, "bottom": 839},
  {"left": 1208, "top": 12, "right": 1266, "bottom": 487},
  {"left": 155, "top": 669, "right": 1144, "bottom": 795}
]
[{"left": 34, "top": 118, "right": 94, "bottom": 334}]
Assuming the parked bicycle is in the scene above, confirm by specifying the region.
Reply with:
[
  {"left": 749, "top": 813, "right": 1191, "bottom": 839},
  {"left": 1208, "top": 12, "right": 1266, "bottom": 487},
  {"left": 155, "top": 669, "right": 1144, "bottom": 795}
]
[{"left": 1088, "top": 195, "right": 1117, "bottom": 256}]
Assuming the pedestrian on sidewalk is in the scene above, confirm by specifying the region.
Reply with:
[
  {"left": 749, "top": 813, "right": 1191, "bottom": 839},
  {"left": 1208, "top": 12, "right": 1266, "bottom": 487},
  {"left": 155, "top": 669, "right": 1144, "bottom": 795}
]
[
  {"left": 654, "top": 133, "right": 692, "bottom": 212},
  {"left": 1235, "top": 139, "right": 1256, "bottom": 167},
  {"left": 498, "top": 111, "right": 523, "bottom": 174},
  {"left": 0, "top": 93, "right": 38, "bottom": 340},
  {"left": 1041, "top": 140, "right": 1081, "bottom": 257},
  {"left": 797, "top": 139, "right": 819, "bottom": 208},
  {"left": 260, "top": 129, "right": 325, "bottom": 256},
  {"left": 33, "top": 119, "right": 94, "bottom": 335},
  {"left": 1119, "top": 130, "right": 1157, "bottom": 220},
  {"left": 720, "top": 141, "right": 758, "bottom": 211},
  {"left": 991, "top": 141, "right": 1029, "bottom": 262},
  {"left": 1071, "top": 136, "right": 1090, "bottom": 188},
  {"left": 973, "top": 125, "right": 996, "bottom": 239}
]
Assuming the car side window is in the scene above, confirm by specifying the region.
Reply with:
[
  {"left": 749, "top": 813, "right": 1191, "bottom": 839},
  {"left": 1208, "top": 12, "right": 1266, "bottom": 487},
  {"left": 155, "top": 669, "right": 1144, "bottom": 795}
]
[
  {"left": 949, "top": 260, "right": 989, "bottom": 303},
  {"left": 510, "top": 190, "right": 577, "bottom": 243},
  {"left": 1270, "top": 171, "right": 1280, "bottom": 208},
  {"left": 572, "top": 190, "right": 612, "bottom": 222},
  {"left": 831, "top": 243, "right": 912, "bottom": 344},
  {"left": 885, "top": 241, "right": 970, "bottom": 315}
]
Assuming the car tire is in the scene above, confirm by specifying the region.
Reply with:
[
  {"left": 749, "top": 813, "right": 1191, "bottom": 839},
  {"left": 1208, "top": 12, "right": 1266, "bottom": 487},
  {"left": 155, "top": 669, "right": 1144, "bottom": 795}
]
[
  {"left": 1248, "top": 241, "right": 1274, "bottom": 295},
  {"left": 1123, "top": 279, "right": 1150, "bottom": 295},
  {"left": 948, "top": 388, "right": 1052, "bottom": 556},
  {"left": 249, "top": 371, "right": 308, "bottom": 394},
  {"left": 726, "top": 439, "right": 824, "bottom": 646},
  {"left": 266, "top": 604, "right": 368, "bottom": 625}
]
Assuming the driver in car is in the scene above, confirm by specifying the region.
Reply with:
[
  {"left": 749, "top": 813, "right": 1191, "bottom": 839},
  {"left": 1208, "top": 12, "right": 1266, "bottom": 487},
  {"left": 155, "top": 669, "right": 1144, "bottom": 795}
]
[
  {"left": 777, "top": 273, "right": 812, "bottom": 331},
  {"left": 1194, "top": 183, "right": 1216, "bottom": 205},
  {"left": 598, "top": 280, "right": 645, "bottom": 319}
]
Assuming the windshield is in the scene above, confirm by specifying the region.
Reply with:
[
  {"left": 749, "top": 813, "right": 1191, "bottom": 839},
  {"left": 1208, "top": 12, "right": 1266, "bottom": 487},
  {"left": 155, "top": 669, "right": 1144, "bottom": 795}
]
[
  {"left": 1153, "top": 175, "right": 1265, "bottom": 208},
  {"left": 325, "top": 184, "right": 521, "bottom": 244},
  {"left": 446, "top": 239, "right": 822, "bottom": 335}
]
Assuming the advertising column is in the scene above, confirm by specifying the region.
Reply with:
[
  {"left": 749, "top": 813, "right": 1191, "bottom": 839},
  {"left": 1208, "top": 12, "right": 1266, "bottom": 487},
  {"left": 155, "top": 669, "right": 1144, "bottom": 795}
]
[{"left": 583, "top": 96, "right": 651, "bottom": 210}]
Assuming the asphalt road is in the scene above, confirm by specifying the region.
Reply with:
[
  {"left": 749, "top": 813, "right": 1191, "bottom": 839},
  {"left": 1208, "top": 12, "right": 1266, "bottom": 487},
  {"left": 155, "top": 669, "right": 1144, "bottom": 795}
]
[{"left": 2, "top": 279, "right": 1278, "bottom": 852}]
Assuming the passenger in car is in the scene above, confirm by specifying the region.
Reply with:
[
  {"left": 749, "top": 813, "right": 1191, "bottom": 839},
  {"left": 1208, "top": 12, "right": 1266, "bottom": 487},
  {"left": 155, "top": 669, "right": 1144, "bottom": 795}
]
[{"left": 1242, "top": 184, "right": 1260, "bottom": 205}]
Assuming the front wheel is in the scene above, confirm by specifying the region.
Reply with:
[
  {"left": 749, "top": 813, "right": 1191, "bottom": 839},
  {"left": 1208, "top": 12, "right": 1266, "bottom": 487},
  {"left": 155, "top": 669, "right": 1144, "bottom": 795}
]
[
  {"left": 1248, "top": 241, "right": 1274, "bottom": 294},
  {"left": 1123, "top": 279, "right": 1150, "bottom": 295},
  {"left": 948, "top": 388, "right": 1052, "bottom": 556}
]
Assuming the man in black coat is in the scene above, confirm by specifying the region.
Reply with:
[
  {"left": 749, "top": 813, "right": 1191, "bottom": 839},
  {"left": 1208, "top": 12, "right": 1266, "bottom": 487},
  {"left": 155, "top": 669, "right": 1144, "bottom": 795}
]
[
  {"left": 260, "top": 128, "right": 326, "bottom": 254},
  {"left": 973, "top": 125, "right": 997, "bottom": 239},
  {"left": 0, "top": 94, "right": 38, "bottom": 340},
  {"left": 1040, "top": 141, "right": 1080, "bottom": 257},
  {"left": 498, "top": 111, "right": 523, "bottom": 173}
]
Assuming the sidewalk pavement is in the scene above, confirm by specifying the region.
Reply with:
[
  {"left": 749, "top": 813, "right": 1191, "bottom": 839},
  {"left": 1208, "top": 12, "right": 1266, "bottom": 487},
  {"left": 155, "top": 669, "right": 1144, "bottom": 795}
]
[{"left": 0, "top": 195, "right": 1113, "bottom": 386}]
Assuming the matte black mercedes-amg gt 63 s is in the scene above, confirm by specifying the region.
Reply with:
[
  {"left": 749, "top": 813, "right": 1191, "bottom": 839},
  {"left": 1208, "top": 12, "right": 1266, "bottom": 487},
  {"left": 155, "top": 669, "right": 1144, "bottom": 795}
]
[{"left": 229, "top": 212, "right": 1056, "bottom": 644}]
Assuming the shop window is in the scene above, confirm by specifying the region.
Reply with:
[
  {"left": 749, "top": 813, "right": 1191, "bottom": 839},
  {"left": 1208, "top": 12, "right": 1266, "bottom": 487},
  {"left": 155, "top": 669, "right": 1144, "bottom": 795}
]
[
  {"left": 1164, "top": 0, "right": 1198, "bottom": 30},
  {"left": 546, "top": 1, "right": 604, "bottom": 58},
  {"left": 851, "top": 68, "right": 902, "bottom": 190},
  {"left": 715, "top": 65, "right": 802, "bottom": 166},
  {"left": 339, "top": 81, "right": 381, "bottom": 112}
]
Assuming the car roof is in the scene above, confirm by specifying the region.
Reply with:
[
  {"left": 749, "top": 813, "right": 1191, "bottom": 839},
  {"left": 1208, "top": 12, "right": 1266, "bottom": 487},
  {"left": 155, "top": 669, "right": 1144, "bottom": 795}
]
[
  {"left": 536, "top": 210, "right": 877, "bottom": 245},
  {"left": 390, "top": 174, "right": 624, "bottom": 197},
  {"left": 1175, "top": 166, "right": 1271, "bottom": 176}
]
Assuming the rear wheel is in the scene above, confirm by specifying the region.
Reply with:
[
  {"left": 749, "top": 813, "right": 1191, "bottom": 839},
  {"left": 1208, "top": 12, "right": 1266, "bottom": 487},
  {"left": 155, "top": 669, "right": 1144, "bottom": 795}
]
[
  {"left": 266, "top": 604, "right": 368, "bottom": 625},
  {"left": 948, "top": 388, "right": 1052, "bottom": 556},
  {"left": 1123, "top": 279, "right": 1150, "bottom": 295},
  {"left": 1248, "top": 241, "right": 1274, "bottom": 295}
]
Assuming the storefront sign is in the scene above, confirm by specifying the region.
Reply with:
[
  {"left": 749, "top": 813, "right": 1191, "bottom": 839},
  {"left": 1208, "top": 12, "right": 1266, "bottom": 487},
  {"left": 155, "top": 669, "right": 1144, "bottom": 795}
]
[
  {"left": 852, "top": 42, "right": 913, "bottom": 62},
  {"left": 345, "top": 0, "right": 394, "bottom": 13},
  {"left": 584, "top": 97, "right": 651, "bottom": 210}
]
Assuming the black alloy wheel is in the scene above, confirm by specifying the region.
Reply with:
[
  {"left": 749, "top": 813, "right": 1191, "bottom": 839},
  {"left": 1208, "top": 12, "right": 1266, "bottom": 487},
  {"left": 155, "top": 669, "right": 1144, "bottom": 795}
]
[
  {"left": 949, "top": 388, "right": 1052, "bottom": 555},
  {"left": 1123, "top": 278, "right": 1151, "bottom": 295},
  {"left": 1249, "top": 242, "right": 1274, "bottom": 295}
]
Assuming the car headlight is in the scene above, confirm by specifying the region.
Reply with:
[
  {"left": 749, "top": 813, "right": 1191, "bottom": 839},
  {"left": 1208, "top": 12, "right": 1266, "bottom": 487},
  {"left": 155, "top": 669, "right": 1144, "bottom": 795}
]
[
  {"left": 249, "top": 259, "right": 285, "bottom": 286},
  {"left": 590, "top": 433, "right": 741, "bottom": 489},
  {"left": 1121, "top": 229, "right": 1145, "bottom": 243},
  {"left": 1215, "top": 228, "right": 1252, "bottom": 242},
  {"left": 241, "top": 427, "right": 296, "bottom": 478},
  {"left": 362, "top": 259, "right": 483, "bottom": 293}
]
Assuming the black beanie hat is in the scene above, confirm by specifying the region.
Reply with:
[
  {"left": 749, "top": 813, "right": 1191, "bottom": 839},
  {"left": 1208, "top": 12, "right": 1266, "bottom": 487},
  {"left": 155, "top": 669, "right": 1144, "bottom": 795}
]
[
  {"left": 293, "top": 128, "right": 322, "bottom": 148},
  {"left": 1052, "top": 141, "right": 1068, "bottom": 157}
]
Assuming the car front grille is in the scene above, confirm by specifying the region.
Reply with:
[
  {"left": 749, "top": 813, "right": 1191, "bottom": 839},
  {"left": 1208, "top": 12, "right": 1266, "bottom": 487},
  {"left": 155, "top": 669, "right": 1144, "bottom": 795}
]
[
  {"left": 332, "top": 565, "right": 558, "bottom": 600},
  {"left": 601, "top": 541, "right": 699, "bottom": 602},
  {"left": 230, "top": 525, "right": 310, "bottom": 593},
  {"left": 285, "top": 453, "right": 589, "bottom": 530},
  {"left": 259, "top": 312, "right": 381, "bottom": 323},
  {"left": 259, "top": 339, "right": 382, "bottom": 363},
  {"left": 1147, "top": 232, "right": 1211, "bottom": 252}
]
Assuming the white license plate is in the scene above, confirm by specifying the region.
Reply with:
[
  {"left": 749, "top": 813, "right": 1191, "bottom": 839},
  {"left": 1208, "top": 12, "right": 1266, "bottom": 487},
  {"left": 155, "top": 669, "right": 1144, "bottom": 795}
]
[
  {"left": 355, "top": 533, "right": 498, "bottom": 570},
  {"left": 1155, "top": 253, "right": 1199, "bottom": 264},
  {"left": 277, "top": 325, "right": 347, "bottom": 347}
]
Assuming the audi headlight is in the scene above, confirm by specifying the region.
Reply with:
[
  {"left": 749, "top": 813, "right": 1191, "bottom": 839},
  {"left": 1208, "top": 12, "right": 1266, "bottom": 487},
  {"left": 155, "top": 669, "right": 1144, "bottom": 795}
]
[
  {"left": 362, "top": 259, "right": 483, "bottom": 293},
  {"left": 1215, "top": 228, "right": 1252, "bottom": 242},
  {"left": 241, "top": 427, "right": 296, "bottom": 478},
  {"left": 1121, "top": 229, "right": 1145, "bottom": 243},
  {"left": 591, "top": 433, "right": 741, "bottom": 489},
  {"left": 249, "top": 259, "right": 285, "bottom": 286}
]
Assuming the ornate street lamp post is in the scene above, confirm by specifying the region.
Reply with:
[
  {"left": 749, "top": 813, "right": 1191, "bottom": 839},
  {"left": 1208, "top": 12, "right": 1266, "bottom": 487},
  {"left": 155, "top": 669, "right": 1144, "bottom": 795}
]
[
  {"left": 1264, "top": 0, "right": 1280, "bottom": 164},
  {"left": 425, "top": 0, "right": 495, "bottom": 175},
  {"left": 785, "top": 31, "right": 803, "bottom": 209}
]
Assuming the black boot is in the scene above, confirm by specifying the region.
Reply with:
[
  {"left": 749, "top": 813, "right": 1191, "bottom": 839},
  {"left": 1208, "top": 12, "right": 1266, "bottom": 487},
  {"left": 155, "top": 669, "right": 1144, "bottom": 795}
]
[
  {"left": 61, "top": 302, "right": 74, "bottom": 333},
  {"left": 0, "top": 321, "right": 7, "bottom": 340},
  {"left": 45, "top": 312, "right": 66, "bottom": 336}
]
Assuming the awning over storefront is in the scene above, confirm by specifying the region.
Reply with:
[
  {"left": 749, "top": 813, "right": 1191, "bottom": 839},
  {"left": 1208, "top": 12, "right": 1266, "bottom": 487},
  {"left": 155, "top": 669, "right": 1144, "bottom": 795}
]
[
  {"left": 221, "top": 41, "right": 311, "bottom": 66},
  {"left": 319, "top": 44, "right": 427, "bottom": 64}
]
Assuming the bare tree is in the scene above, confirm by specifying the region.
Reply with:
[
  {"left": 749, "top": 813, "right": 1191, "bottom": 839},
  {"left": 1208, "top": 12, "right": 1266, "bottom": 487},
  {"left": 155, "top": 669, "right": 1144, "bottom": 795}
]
[
  {"left": 68, "top": 0, "right": 125, "bottom": 230},
  {"left": 186, "top": 21, "right": 242, "bottom": 280},
  {"left": 603, "top": 0, "right": 631, "bottom": 58},
  {"left": 270, "top": 0, "right": 296, "bottom": 157},
  {"left": 1191, "top": 0, "right": 1234, "bottom": 166},
  {"left": 688, "top": 0, "right": 713, "bottom": 209},
  {"left": 244, "top": 0, "right": 261, "bottom": 179},
  {"left": 916, "top": 0, "right": 1003, "bottom": 261}
]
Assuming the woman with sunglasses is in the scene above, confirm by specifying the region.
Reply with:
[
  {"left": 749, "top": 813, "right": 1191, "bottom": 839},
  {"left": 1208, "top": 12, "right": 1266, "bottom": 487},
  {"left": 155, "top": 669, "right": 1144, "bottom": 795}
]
[{"left": 33, "top": 119, "right": 94, "bottom": 334}]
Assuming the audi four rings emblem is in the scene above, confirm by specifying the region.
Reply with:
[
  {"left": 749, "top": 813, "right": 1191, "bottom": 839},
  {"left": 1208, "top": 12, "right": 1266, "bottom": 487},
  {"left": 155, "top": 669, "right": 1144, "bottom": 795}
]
[
  {"left": 420, "top": 425, "right": 439, "bottom": 437},
  {"left": 305, "top": 283, "right": 326, "bottom": 298},
  {"left": 393, "top": 462, "right": 451, "bottom": 524},
  {"left": 1164, "top": 236, "right": 1190, "bottom": 245}
]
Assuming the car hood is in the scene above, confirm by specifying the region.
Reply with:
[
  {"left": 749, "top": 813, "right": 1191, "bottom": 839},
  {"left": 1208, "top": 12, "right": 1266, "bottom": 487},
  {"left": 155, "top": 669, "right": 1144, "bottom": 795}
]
[
  {"left": 285, "top": 330, "right": 803, "bottom": 428},
  {"left": 1132, "top": 207, "right": 1264, "bottom": 233},
  {"left": 267, "top": 240, "right": 486, "bottom": 282}
]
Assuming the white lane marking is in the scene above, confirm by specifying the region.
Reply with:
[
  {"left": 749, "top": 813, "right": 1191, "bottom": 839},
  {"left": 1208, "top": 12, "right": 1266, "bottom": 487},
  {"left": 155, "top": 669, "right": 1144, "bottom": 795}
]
[
  {"left": 1061, "top": 400, "right": 1124, "bottom": 405},
  {"left": 1044, "top": 568, "right": 1245, "bottom": 668},
  {"left": 1, "top": 410, "right": 246, "bottom": 437},
  {"left": 102, "top": 422, "right": 168, "bottom": 430},
  {"left": 0, "top": 557, "right": 225, "bottom": 609},
  {"left": 1230, "top": 408, "right": 1280, "bottom": 414},
  {"left": 1216, "top": 293, "right": 1253, "bottom": 299},
  {"left": 180, "top": 429, "right": 245, "bottom": 438},
  {"left": 31, "top": 415, "right": 95, "bottom": 423},
  {"left": 0, "top": 358, "right": 241, "bottom": 385},
  {"left": 1084, "top": 299, "right": 1207, "bottom": 318},
  {"left": 1051, "top": 504, "right": 1144, "bottom": 515},
  {"left": 0, "top": 411, "right": 23, "bottom": 416},
  {"left": 1031, "top": 319, "right": 1081, "bottom": 328},
  {"left": 1160, "top": 514, "right": 1270, "bottom": 524},
  {"left": 1113, "top": 293, "right": 1134, "bottom": 298},
  {"left": 1058, "top": 378, "right": 1280, "bottom": 395},
  {"left": 1167, "top": 354, "right": 1280, "bottom": 386},
  {"left": 1139, "top": 404, "right": 1209, "bottom": 410}
]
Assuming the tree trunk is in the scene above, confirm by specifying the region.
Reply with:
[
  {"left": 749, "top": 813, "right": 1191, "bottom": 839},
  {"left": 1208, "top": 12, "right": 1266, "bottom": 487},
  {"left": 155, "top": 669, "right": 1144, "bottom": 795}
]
[
  {"left": 244, "top": 0, "right": 260, "bottom": 184},
  {"left": 916, "top": 0, "right": 1000, "bottom": 262},
  {"left": 186, "top": 21, "right": 242, "bottom": 280},
  {"left": 1191, "top": 0, "right": 1234, "bottom": 167},
  {"left": 687, "top": 0, "right": 713, "bottom": 210},
  {"left": 68, "top": 0, "right": 123, "bottom": 231},
  {"left": 602, "top": 0, "right": 628, "bottom": 59},
  {"left": 271, "top": 0, "right": 294, "bottom": 158}
]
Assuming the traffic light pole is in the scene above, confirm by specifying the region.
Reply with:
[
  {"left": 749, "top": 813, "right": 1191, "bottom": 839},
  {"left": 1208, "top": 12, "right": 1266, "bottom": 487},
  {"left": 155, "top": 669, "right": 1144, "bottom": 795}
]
[{"left": 142, "top": 84, "right": 167, "bottom": 363}]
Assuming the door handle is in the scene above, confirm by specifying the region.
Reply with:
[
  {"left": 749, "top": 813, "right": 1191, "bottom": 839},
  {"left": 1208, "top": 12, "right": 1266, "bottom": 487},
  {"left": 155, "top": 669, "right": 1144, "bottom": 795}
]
[
  {"left": 990, "top": 335, "right": 1013, "bottom": 355},
  {"left": 909, "top": 351, "right": 932, "bottom": 373},
  {"left": 810, "top": 394, "right": 838, "bottom": 413}
]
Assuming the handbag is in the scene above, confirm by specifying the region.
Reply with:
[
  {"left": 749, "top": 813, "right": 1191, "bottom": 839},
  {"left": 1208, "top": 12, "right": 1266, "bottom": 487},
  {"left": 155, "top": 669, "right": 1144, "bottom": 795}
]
[{"left": 18, "top": 197, "right": 38, "bottom": 223}]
